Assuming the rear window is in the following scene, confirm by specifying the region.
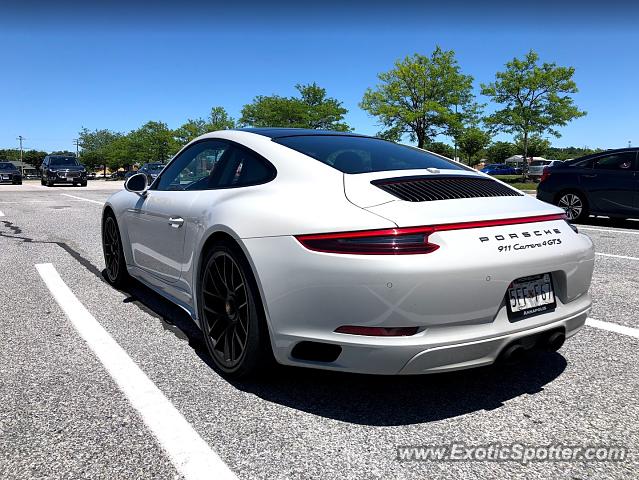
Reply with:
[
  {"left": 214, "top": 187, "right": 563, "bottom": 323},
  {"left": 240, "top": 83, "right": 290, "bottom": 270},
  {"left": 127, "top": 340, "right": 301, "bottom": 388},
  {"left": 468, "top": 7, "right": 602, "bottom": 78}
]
[
  {"left": 530, "top": 160, "right": 550, "bottom": 166},
  {"left": 273, "top": 135, "right": 466, "bottom": 174}
]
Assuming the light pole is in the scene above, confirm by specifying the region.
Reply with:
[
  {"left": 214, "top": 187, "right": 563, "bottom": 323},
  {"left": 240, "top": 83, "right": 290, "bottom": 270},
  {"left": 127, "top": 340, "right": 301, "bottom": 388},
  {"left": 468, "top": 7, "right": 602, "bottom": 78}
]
[{"left": 17, "top": 135, "right": 25, "bottom": 176}]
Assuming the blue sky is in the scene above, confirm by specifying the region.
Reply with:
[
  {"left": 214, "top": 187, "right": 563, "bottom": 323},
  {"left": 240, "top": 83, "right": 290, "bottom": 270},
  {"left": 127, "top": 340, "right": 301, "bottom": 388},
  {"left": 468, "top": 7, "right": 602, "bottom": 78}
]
[{"left": 2, "top": 1, "right": 638, "bottom": 153}]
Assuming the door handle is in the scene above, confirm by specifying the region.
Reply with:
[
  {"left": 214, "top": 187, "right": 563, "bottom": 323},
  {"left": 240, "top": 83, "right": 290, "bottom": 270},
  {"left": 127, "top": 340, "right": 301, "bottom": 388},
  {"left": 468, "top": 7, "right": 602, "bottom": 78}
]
[{"left": 168, "top": 216, "right": 184, "bottom": 228}]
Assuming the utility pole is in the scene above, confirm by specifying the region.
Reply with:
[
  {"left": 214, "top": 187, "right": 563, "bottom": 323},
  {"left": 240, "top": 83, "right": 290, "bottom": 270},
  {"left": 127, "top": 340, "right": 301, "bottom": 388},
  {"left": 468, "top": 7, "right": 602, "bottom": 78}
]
[
  {"left": 73, "top": 138, "right": 80, "bottom": 160},
  {"left": 628, "top": 140, "right": 632, "bottom": 148},
  {"left": 17, "top": 135, "right": 25, "bottom": 177}
]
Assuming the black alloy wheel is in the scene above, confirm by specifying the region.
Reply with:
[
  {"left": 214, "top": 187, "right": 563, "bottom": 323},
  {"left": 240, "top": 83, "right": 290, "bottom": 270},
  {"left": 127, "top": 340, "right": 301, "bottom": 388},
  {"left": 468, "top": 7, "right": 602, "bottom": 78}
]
[
  {"left": 102, "top": 214, "right": 128, "bottom": 287},
  {"left": 199, "top": 243, "right": 271, "bottom": 377}
]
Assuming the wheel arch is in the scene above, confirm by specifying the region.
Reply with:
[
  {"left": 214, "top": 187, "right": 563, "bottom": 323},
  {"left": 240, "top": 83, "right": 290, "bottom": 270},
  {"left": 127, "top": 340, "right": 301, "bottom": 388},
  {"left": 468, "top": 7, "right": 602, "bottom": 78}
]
[{"left": 194, "top": 229, "right": 273, "bottom": 342}]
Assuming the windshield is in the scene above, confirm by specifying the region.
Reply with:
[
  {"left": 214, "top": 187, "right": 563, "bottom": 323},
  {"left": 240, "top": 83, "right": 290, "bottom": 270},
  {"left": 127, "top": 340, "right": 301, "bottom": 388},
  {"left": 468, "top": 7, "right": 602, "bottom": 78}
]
[
  {"left": 49, "top": 157, "right": 79, "bottom": 167},
  {"left": 0, "top": 163, "right": 16, "bottom": 170},
  {"left": 143, "top": 163, "right": 164, "bottom": 172},
  {"left": 274, "top": 135, "right": 466, "bottom": 174},
  {"left": 530, "top": 161, "right": 550, "bottom": 166}
]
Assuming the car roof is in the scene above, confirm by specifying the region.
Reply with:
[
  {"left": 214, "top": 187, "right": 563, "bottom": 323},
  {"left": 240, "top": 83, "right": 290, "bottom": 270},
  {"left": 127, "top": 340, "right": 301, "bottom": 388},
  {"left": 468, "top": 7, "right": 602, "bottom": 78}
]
[
  {"left": 236, "top": 127, "right": 370, "bottom": 139},
  {"left": 566, "top": 147, "right": 638, "bottom": 164}
]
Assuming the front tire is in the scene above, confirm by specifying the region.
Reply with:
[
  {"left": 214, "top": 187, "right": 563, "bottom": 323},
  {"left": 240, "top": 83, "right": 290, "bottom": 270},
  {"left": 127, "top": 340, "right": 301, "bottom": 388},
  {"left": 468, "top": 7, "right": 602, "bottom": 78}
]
[
  {"left": 102, "top": 214, "right": 129, "bottom": 288},
  {"left": 199, "top": 241, "right": 272, "bottom": 378},
  {"left": 557, "top": 191, "right": 588, "bottom": 222}
]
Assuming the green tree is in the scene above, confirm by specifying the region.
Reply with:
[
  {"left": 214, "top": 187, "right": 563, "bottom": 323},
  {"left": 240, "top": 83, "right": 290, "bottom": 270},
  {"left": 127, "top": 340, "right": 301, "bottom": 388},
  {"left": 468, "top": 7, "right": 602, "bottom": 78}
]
[
  {"left": 128, "top": 121, "right": 179, "bottom": 164},
  {"left": 78, "top": 128, "right": 122, "bottom": 170},
  {"left": 515, "top": 134, "right": 550, "bottom": 158},
  {"left": 240, "top": 83, "right": 349, "bottom": 131},
  {"left": 485, "top": 141, "right": 516, "bottom": 163},
  {"left": 174, "top": 107, "right": 236, "bottom": 145},
  {"left": 481, "top": 50, "right": 586, "bottom": 175},
  {"left": 360, "top": 47, "right": 479, "bottom": 148},
  {"left": 425, "top": 141, "right": 454, "bottom": 158},
  {"left": 458, "top": 127, "right": 492, "bottom": 166}
]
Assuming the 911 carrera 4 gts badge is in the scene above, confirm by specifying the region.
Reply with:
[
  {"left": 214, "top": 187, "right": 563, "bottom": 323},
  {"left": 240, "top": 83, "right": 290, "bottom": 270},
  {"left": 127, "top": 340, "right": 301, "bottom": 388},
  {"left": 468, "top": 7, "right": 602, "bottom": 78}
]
[{"left": 479, "top": 228, "right": 563, "bottom": 252}]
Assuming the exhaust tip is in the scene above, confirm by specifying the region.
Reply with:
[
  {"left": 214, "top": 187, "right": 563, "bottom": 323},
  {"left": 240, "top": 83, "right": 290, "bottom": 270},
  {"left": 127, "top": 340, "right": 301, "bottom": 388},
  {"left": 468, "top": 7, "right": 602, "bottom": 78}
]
[
  {"left": 544, "top": 331, "right": 566, "bottom": 352},
  {"left": 499, "top": 343, "right": 526, "bottom": 365}
]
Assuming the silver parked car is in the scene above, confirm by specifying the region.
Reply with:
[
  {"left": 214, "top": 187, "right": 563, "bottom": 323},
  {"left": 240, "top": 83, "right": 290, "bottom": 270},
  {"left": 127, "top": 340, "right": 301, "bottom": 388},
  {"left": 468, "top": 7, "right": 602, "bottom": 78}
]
[{"left": 529, "top": 160, "right": 563, "bottom": 181}]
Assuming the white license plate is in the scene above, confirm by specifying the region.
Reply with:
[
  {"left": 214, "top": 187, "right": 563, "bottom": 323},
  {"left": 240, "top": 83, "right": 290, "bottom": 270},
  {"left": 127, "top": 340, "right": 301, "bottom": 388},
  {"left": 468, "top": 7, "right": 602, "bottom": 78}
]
[{"left": 506, "top": 273, "right": 556, "bottom": 321}]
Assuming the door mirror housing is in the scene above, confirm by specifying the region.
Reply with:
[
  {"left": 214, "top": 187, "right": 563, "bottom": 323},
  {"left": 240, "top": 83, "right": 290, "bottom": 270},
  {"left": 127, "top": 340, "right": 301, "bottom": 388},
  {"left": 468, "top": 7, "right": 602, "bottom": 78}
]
[{"left": 125, "top": 173, "right": 148, "bottom": 194}]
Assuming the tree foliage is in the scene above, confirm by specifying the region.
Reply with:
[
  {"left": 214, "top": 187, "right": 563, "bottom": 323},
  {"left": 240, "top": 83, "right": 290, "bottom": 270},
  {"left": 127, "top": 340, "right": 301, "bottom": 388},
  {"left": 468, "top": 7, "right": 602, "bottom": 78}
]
[
  {"left": 485, "top": 141, "right": 516, "bottom": 163},
  {"left": 458, "top": 127, "right": 492, "bottom": 166},
  {"left": 174, "top": 106, "right": 236, "bottom": 145},
  {"left": 425, "top": 141, "right": 454, "bottom": 159},
  {"left": 240, "top": 83, "right": 349, "bottom": 131},
  {"left": 481, "top": 50, "right": 586, "bottom": 172},
  {"left": 360, "top": 47, "right": 479, "bottom": 148},
  {"left": 515, "top": 134, "right": 550, "bottom": 158}
]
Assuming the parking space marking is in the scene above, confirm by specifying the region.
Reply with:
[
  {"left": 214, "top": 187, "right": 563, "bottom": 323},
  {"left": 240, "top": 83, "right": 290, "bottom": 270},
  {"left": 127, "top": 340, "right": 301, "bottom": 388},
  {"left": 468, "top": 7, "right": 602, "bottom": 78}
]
[
  {"left": 0, "top": 210, "right": 4, "bottom": 216},
  {"left": 35, "top": 263, "right": 237, "bottom": 480},
  {"left": 60, "top": 193, "right": 104, "bottom": 205},
  {"left": 579, "top": 226, "right": 639, "bottom": 236},
  {"left": 595, "top": 252, "right": 639, "bottom": 261},
  {"left": 587, "top": 318, "right": 639, "bottom": 339}
]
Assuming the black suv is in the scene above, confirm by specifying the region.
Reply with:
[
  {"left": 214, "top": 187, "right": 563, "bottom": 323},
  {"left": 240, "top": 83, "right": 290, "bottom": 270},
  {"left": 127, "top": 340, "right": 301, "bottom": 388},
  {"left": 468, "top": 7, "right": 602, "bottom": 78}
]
[
  {"left": 537, "top": 148, "right": 638, "bottom": 222},
  {"left": 0, "top": 162, "right": 22, "bottom": 185},
  {"left": 41, "top": 155, "right": 87, "bottom": 187}
]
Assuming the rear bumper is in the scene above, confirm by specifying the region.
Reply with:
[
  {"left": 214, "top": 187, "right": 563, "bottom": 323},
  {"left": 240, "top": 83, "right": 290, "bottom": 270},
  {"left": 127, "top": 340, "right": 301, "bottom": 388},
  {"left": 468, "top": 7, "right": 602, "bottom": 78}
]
[{"left": 243, "top": 221, "right": 594, "bottom": 374}]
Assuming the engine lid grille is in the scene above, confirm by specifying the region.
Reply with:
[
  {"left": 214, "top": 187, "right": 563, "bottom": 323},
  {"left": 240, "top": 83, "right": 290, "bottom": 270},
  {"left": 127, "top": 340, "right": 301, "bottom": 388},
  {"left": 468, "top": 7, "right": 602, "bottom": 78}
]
[{"left": 372, "top": 175, "right": 523, "bottom": 202}]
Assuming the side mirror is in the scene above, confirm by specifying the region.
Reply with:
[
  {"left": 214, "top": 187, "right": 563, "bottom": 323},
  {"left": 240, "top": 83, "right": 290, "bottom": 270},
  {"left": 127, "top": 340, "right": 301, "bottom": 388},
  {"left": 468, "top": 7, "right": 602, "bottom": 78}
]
[{"left": 125, "top": 173, "right": 148, "bottom": 194}]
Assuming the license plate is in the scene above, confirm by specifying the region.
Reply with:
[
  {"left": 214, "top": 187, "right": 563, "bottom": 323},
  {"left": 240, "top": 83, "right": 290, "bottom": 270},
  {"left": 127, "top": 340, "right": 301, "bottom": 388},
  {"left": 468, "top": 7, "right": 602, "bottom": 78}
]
[{"left": 506, "top": 273, "right": 556, "bottom": 321}]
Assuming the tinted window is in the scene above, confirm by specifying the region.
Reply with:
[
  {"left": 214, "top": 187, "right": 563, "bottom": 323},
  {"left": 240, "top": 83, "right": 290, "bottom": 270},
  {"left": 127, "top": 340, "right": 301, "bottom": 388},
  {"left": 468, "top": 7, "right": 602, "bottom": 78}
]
[
  {"left": 49, "top": 156, "right": 78, "bottom": 166},
  {"left": 210, "top": 145, "right": 276, "bottom": 188},
  {"left": 274, "top": 135, "right": 465, "bottom": 174},
  {"left": 593, "top": 152, "right": 636, "bottom": 171},
  {"left": 155, "top": 140, "right": 229, "bottom": 191},
  {"left": 0, "top": 163, "right": 14, "bottom": 170}
]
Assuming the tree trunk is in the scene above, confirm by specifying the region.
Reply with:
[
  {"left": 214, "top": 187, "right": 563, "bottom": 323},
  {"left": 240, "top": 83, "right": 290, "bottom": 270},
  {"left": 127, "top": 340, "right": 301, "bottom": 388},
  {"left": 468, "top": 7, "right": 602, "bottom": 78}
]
[
  {"left": 522, "top": 131, "right": 529, "bottom": 181},
  {"left": 416, "top": 130, "right": 425, "bottom": 149}
]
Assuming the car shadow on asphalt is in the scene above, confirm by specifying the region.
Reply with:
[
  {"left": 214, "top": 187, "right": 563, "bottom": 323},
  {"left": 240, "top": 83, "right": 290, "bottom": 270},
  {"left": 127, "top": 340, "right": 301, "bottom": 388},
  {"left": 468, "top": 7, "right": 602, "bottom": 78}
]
[{"left": 110, "top": 271, "right": 568, "bottom": 427}]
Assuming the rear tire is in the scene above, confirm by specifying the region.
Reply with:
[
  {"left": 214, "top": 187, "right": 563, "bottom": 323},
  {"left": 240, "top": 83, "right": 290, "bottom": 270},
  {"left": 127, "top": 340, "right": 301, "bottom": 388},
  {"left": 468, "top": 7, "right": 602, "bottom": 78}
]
[
  {"left": 102, "top": 213, "right": 129, "bottom": 288},
  {"left": 556, "top": 191, "right": 588, "bottom": 222},
  {"left": 199, "top": 240, "right": 273, "bottom": 378}
]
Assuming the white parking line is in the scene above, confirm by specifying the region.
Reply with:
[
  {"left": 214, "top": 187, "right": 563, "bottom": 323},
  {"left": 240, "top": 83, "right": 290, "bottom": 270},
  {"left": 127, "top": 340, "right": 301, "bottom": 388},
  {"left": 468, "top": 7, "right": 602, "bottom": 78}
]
[
  {"left": 35, "top": 263, "right": 237, "bottom": 480},
  {"left": 595, "top": 252, "right": 639, "bottom": 261},
  {"left": 586, "top": 318, "right": 639, "bottom": 339},
  {"left": 60, "top": 193, "right": 104, "bottom": 205},
  {"left": 579, "top": 226, "right": 639, "bottom": 236},
  {"left": 0, "top": 210, "right": 4, "bottom": 217}
]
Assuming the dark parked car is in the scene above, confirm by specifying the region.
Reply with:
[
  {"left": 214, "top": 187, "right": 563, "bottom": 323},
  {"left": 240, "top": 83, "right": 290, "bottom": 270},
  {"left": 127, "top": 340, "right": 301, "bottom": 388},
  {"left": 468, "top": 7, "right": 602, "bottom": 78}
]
[
  {"left": 124, "top": 163, "right": 165, "bottom": 183},
  {"left": 40, "top": 155, "right": 87, "bottom": 187},
  {"left": 537, "top": 148, "right": 639, "bottom": 222},
  {"left": 0, "top": 162, "right": 22, "bottom": 184},
  {"left": 481, "top": 164, "right": 519, "bottom": 175}
]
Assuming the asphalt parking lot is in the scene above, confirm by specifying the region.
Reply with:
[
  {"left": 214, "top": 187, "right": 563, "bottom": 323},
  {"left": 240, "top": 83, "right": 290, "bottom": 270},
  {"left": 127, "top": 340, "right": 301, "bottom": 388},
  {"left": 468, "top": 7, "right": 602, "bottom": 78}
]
[{"left": 0, "top": 180, "right": 637, "bottom": 479}]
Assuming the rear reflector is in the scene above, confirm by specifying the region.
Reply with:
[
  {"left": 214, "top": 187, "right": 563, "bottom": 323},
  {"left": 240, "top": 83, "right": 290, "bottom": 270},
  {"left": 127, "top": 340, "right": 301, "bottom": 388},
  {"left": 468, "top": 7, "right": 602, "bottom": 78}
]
[
  {"left": 335, "top": 326, "right": 419, "bottom": 336},
  {"left": 295, "top": 213, "right": 566, "bottom": 255}
]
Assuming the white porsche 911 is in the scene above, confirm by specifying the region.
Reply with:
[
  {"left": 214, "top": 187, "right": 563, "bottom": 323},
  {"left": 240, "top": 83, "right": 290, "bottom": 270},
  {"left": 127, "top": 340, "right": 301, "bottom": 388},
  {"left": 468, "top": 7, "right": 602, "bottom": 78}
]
[{"left": 102, "top": 128, "right": 595, "bottom": 378}]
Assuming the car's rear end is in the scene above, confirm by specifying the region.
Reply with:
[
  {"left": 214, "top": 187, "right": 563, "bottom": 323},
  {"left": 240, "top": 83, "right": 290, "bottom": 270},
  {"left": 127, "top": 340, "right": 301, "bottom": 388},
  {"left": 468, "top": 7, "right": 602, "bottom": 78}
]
[
  {"left": 242, "top": 134, "right": 595, "bottom": 375},
  {"left": 528, "top": 160, "right": 553, "bottom": 181}
]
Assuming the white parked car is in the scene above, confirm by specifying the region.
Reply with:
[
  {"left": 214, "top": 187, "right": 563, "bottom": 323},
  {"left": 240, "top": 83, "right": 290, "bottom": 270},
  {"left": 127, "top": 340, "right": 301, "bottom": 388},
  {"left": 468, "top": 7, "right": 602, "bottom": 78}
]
[{"left": 102, "top": 129, "right": 595, "bottom": 378}]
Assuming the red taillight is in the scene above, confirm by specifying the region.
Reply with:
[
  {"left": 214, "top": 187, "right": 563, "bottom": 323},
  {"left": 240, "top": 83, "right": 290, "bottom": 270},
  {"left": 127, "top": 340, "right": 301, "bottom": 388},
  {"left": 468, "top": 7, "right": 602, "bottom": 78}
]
[
  {"left": 335, "top": 326, "right": 419, "bottom": 336},
  {"left": 295, "top": 213, "right": 566, "bottom": 255},
  {"left": 295, "top": 227, "right": 439, "bottom": 255},
  {"left": 540, "top": 166, "right": 550, "bottom": 183}
]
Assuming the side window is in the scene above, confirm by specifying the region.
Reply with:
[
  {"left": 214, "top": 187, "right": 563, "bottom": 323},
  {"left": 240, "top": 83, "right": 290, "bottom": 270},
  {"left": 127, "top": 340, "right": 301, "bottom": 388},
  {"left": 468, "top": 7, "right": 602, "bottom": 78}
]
[
  {"left": 210, "top": 145, "right": 276, "bottom": 188},
  {"left": 593, "top": 152, "right": 637, "bottom": 171},
  {"left": 155, "top": 140, "right": 229, "bottom": 191}
]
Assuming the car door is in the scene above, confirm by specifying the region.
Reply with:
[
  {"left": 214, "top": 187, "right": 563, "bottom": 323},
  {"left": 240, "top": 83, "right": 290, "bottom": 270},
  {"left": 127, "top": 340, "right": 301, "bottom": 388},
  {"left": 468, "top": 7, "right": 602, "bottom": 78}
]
[
  {"left": 580, "top": 151, "right": 637, "bottom": 214},
  {"left": 125, "top": 140, "right": 230, "bottom": 283}
]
